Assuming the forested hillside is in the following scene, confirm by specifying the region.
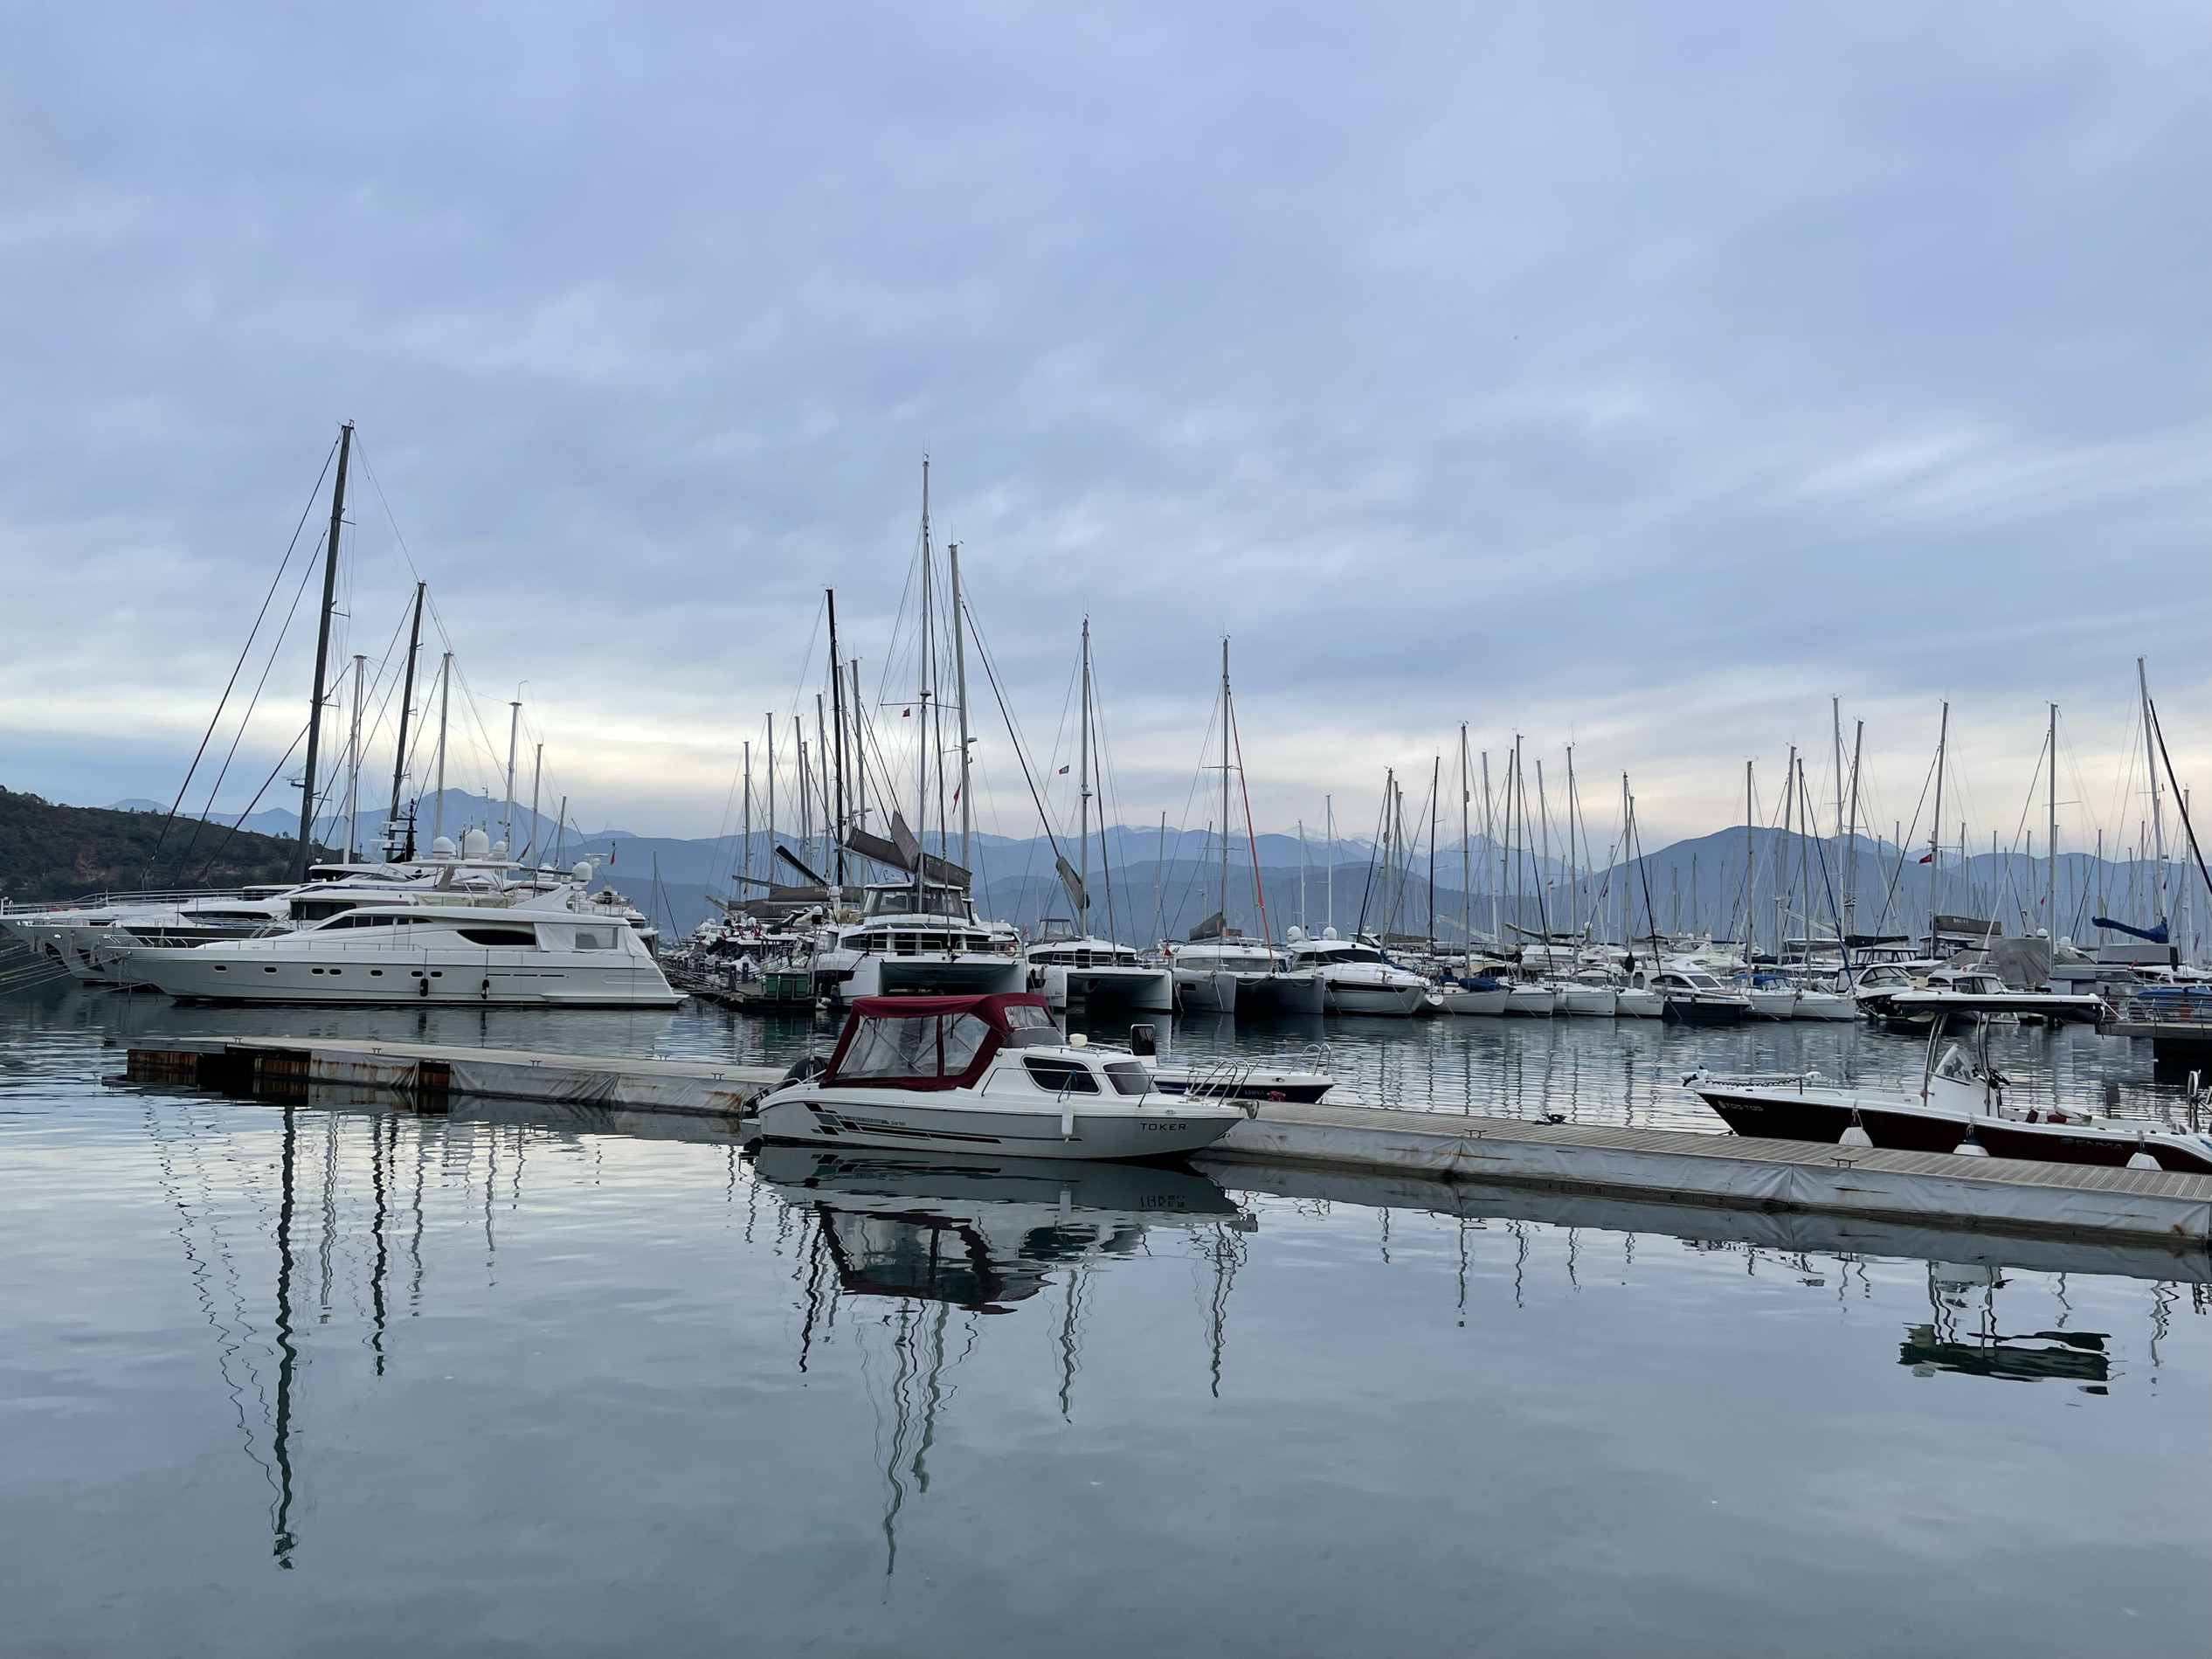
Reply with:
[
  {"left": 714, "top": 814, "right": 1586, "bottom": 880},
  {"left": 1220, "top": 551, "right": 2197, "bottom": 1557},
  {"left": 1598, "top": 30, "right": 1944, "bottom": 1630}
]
[{"left": 0, "top": 787, "right": 333, "bottom": 903}]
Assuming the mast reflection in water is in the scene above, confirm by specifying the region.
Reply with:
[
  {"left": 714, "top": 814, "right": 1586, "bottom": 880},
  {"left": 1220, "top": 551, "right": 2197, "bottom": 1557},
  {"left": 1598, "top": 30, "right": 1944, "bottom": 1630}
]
[{"left": 756, "top": 1147, "right": 1254, "bottom": 1570}]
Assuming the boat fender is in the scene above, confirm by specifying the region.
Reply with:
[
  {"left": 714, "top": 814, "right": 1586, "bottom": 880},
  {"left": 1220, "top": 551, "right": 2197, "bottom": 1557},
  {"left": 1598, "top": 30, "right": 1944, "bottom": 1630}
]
[
  {"left": 1953, "top": 1129, "right": 1989, "bottom": 1157},
  {"left": 1838, "top": 1111, "right": 1873, "bottom": 1149}
]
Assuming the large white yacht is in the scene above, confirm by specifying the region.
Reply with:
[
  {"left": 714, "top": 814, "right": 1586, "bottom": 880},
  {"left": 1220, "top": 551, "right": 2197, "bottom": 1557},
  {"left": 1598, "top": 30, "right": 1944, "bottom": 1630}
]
[
  {"left": 754, "top": 992, "right": 1248, "bottom": 1160},
  {"left": 1166, "top": 933, "right": 1325, "bottom": 1015},
  {"left": 1021, "top": 920, "right": 1172, "bottom": 1012},
  {"left": 808, "top": 881, "right": 1025, "bottom": 1002},
  {"left": 128, "top": 884, "right": 681, "bottom": 1006},
  {"left": 1281, "top": 928, "right": 1430, "bottom": 1015}
]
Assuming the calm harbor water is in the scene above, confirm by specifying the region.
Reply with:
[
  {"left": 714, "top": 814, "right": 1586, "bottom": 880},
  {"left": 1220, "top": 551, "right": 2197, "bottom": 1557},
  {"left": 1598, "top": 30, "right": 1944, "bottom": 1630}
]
[{"left": 4, "top": 978, "right": 2209, "bottom": 1656}]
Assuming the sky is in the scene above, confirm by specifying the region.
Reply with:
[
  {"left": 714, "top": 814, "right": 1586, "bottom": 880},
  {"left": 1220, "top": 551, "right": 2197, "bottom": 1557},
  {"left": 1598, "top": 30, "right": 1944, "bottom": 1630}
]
[{"left": 2, "top": 1, "right": 2208, "bottom": 860}]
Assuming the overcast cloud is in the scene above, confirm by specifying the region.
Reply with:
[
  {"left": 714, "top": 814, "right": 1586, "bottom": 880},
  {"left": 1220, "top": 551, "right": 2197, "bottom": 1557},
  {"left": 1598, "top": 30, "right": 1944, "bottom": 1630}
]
[{"left": 2, "top": 1, "right": 2207, "bottom": 853}]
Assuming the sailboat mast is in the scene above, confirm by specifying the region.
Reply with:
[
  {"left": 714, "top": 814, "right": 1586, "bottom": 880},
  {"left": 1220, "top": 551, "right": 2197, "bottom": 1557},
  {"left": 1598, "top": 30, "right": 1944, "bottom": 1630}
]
[
  {"left": 1742, "top": 760, "right": 1754, "bottom": 960},
  {"left": 1844, "top": 719, "right": 1863, "bottom": 943},
  {"left": 502, "top": 701, "right": 520, "bottom": 855},
  {"left": 343, "top": 654, "right": 365, "bottom": 861},
  {"left": 1459, "top": 724, "right": 1471, "bottom": 955},
  {"left": 1325, "top": 795, "right": 1334, "bottom": 932},
  {"left": 946, "top": 546, "right": 973, "bottom": 884},
  {"left": 1566, "top": 744, "right": 1580, "bottom": 943},
  {"left": 387, "top": 581, "right": 425, "bottom": 859},
  {"left": 1219, "top": 639, "right": 1231, "bottom": 930},
  {"left": 432, "top": 651, "right": 450, "bottom": 844},
  {"left": 765, "top": 713, "right": 777, "bottom": 878},
  {"left": 827, "top": 589, "right": 847, "bottom": 887},
  {"left": 1929, "top": 702, "right": 1949, "bottom": 953},
  {"left": 1429, "top": 753, "right": 1441, "bottom": 949},
  {"left": 296, "top": 420, "right": 353, "bottom": 875},
  {"left": 2047, "top": 703, "right": 2059, "bottom": 943},
  {"left": 1078, "top": 617, "right": 1092, "bottom": 930},
  {"left": 1483, "top": 751, "right": 1497, "bottom": 944},
  {"left": 2139, "top": 658, "right": 2167, "bottom": 921},
  {"left": 916, "top": 460, "right": 932, "bottom": 914}
]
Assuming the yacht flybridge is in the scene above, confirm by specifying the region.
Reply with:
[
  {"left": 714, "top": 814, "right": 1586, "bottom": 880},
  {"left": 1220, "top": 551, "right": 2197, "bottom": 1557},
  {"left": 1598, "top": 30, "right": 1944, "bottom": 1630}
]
[
  {"left": 129, "top": 884, "right": 681, "bottom": 1007},
  {"left": 755, "top": 992, "right": 1248, "bottom": 1160},
  {"left": 810, "top": 882, "right": 1024, "bottom": 1001}
]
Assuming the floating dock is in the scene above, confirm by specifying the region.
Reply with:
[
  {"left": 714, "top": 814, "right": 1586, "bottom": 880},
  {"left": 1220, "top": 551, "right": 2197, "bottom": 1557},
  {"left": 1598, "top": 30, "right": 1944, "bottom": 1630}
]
[
  {"left": 128, "top": 1037, "right": 784, "bottom": 1118},
  {"left": 121, "top": 1038, "right": 2212, "bottom": 1247}
]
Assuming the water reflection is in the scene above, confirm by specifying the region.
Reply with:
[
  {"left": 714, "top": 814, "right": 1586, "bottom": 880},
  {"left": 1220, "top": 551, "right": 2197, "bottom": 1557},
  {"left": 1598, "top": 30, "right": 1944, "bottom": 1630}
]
[{"left": 758, "top": 1148, "right": 1241, "bottom": 1312}]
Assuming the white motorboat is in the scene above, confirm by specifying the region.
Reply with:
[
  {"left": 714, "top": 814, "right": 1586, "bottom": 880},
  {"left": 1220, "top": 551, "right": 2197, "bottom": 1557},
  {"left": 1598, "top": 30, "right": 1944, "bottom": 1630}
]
[
  {"left": 1628, "top": 963, "right": 1753, "bottom": 1025},
  {"left": 753, "top": 992, "right": 1248, "bottom": 1160},
  {"left": 1282, "top": 930, "right": 1430, "bottom": 1016},
  {"left": 809, "top": 882, "right": 1025, "bottom": 1002},
  {"left": 128, "top": 885, "right": 682, "bottom": 1006},
  {"left": 1022, "top": 921, "right": 1173, "bottom": 1012},
  {"left": 1167, "top": 934, "right": 1325, "bottom": 1016}
]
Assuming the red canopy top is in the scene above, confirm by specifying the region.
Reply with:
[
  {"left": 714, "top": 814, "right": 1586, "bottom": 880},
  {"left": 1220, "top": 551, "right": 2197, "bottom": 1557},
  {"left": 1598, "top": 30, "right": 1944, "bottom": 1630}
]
[
  {"left": 824, "top": 991, "right": 1056, "bottom": 1090},
  {"left": 846, "top": 992, "right": 1051, "bottom": 1026}
]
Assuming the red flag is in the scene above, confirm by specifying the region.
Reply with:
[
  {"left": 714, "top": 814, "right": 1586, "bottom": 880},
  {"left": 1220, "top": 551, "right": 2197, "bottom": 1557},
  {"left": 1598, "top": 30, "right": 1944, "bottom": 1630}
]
[{"left": 1918, "top": 853, "right": 1932, "bottom": 864}]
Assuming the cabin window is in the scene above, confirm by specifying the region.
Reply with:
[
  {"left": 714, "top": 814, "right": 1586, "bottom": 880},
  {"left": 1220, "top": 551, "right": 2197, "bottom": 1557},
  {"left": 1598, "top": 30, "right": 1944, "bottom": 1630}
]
[
  {"left": 1002, "top": 1004, "right": 1056, "bottom": 1031},
  {"left": 573, "top": 929, "right": 615, "bottom": 950},
  {"left": 459, "top": 926, "right": 538, "bottom": 947},
  {"left": 1103, "top": 1061, "right": 1151, "bottom": 1096},
  {"left": 1024, "top": 1057, "right": 1100, "bottom": 1094},
  {"left": 835, "top": 1013, "right": 994, "bottom": 1081}
]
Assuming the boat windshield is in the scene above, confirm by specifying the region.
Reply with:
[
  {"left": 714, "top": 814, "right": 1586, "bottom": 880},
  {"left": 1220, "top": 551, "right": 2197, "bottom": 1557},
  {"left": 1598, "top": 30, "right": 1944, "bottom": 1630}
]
[{"left": 833, "top": 1013, "right": 994, "bottom": 1082}]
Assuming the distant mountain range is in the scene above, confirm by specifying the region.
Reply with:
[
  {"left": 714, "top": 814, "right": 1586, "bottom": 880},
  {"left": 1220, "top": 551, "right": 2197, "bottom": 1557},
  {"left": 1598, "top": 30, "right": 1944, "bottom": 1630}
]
[{"left": 73, "top": 788, "right": 2198, "bottom": 952}]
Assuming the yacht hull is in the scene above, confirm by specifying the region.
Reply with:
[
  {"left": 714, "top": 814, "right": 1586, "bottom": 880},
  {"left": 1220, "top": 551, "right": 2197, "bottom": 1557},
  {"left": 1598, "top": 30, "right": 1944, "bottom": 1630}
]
[
  {"left": 1236, "top": 972, "right": 1327, "bottom": 1016},
  {"left": 1174, "top": 969, "right": 1238, "bottom": 1014},
  {"left": 1562, "top": 986, "right": 1619, "bottom": 1017},
  {"left": 1662, "top": 995, "right": 1749, "bottom": 1026},
  {"left": 1324, "top": 981, "right": 1429, "bottom": 1016},
  {"left": 1439, "top": 985, "right": 1510, "bottom": 1015},
  {"left": 1695, "top": 1086, "right": 2212, "bottom": 1174},
  {"left": 1614, "top": 988, "right": 1664, "bottom": 1019},
  {"left": 756, "top": 1088, "right": 1244, "bottom": 1161},
  {"left": 136, "top": 950, "right": 682, "bottom": 1007},
  {"left": 1040, "top": 964, "right": 1174, "bottom": 1012},
  {"left": 1502, "top": 984, "right": 1558, "bottom": 1017}
]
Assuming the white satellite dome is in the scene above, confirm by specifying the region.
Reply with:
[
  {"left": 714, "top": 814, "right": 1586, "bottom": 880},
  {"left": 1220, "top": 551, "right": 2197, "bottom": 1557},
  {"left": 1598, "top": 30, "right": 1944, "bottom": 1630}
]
[
  {"left": 462, "top": 827, "right": 491, "bottom": 860},
  {"left": 490, "top": 839, "right": 508, "bottom": 860},
  {"left": 572, "top": 861, "right": 593, "bottom": 883},
  {"left": 429, "top": 835, "right": 457, "bottom": 860}
]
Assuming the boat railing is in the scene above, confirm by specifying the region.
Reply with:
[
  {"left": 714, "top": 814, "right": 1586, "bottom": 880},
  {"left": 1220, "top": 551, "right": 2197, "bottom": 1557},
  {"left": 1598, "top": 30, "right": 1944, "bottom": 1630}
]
[
  {"left": 2, "top": 887, "right": 254, "bottom": 916},
  {"left": 2122, "top": 993, "right": 2212, "bottom": 1027}
]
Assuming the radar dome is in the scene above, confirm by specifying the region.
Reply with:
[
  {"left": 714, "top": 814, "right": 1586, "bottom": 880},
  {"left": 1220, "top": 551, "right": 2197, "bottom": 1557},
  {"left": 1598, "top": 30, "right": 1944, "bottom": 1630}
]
[
  {"left": 572, "top": 861, "right": 593, "bottom": 883},
  {"left": 462, "top": 828, "right": 491, "bottom": 860},
  {"left": 490, "top": 839, "right": 508, "bottom": 860},
  {"left": 429, "top": 836, "right": 456, "bottom": 860},
  {"left": 1322, "top": 926, "right": 1339, "bottom": 941}
]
